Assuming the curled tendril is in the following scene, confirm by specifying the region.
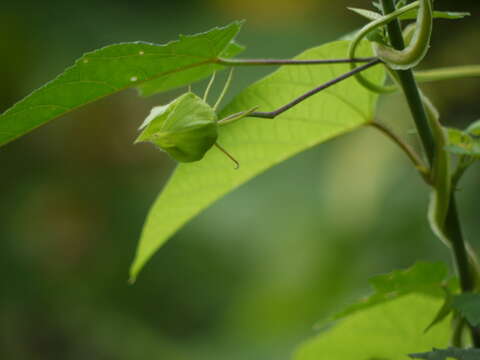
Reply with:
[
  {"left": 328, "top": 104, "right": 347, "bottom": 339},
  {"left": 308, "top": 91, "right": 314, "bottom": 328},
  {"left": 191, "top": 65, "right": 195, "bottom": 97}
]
[
  {"left": 401, "top": 22, "right": 417, "bottom": 45},
  {"left": 348, "top": 0, "right": 434, "bottom": 93},
  {"left": 375, "top": 0, "right": 433, "bottom": 70}
]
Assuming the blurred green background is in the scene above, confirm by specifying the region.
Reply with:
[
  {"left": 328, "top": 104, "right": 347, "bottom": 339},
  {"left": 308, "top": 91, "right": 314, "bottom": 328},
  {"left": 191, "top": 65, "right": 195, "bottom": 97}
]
[{"left": 1, "top": 1, "right": 479, "bottom": 359}]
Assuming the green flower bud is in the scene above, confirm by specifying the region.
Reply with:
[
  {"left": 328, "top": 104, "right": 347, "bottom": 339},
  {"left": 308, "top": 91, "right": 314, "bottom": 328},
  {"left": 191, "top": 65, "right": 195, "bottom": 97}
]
[{"left": 135, "top": 92, "right": 218, "bottom": 162}]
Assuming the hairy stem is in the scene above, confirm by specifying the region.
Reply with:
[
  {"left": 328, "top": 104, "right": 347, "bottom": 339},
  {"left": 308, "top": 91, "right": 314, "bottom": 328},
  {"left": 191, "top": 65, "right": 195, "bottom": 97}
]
[
  {"left": 248, "top": 59, "right": 381, "bottom": 119},
  {"left": 381, "top": 0, "right": 480, "bottom": 347},
  {"left": 216, "top": 57, "right": 377, "bottom": 66}
]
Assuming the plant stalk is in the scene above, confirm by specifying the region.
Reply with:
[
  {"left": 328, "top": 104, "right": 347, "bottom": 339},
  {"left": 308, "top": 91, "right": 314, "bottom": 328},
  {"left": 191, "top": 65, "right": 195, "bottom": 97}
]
[
  {"left": 380, "top": 0, "right": 480, "bottom": 347},
  {"left": 445, "top": 196, "right": 480, "bottom": 346},
  {"left": 380, "top": 0, "right": 435, "bottom": 164},
  {"left": 217, "top": 57, "right": 376, "bottom": 66}
]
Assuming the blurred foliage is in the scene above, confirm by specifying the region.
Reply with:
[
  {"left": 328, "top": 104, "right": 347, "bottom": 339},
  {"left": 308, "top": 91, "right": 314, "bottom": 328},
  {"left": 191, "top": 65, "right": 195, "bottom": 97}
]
[{"left": 0, "top": 0, "right": 479, "bottom": 359}]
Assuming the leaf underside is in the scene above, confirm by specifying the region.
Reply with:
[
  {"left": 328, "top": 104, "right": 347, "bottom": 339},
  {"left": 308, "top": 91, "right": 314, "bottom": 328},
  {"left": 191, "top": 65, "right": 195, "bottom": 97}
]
[
  {"left": 129, "top": 40, "right": 384, "bottom": 281},
  {"left": 0, "top": 21, "right": 244, "bottom": 146}
]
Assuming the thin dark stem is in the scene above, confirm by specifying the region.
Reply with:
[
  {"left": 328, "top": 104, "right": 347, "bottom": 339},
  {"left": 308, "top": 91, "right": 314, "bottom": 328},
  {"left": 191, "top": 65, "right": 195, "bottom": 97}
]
[
  {"left": 370, "top": 121, "right": 430, "bottom": 184},
  {"left": 381, "top": 0, "right": 480, "bottom": 347},
  {"left": 217, "top": 57, "right": 377, "bottom": 66},
  {"left": 248, "top": 59, "right": 381, "bottom": 119}
]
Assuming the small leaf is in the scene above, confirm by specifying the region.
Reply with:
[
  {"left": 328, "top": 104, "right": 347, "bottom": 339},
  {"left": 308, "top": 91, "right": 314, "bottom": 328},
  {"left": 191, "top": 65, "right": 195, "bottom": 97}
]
[
  {"left": 410, "top": 347, "right": 480, "bottom": 360},
  {"left": 295, "top": 294, "right": 451, "bottom": 360},
  {"left": 0, "top": 21, "right": 244, "bottom": 147},
  {"left": 348, "top": 7, "right": 382, "bottom": 20},
  {"left": 445, "top": 127, "right": 480, "bottom": 158},
  {"left": 129, "top": 40, "right": 384, "bottom": 281},
  {"left": 335, "top": 262, "right": 451, "bottom": 319},
  {"left": 444, "top": 145, "right": 476, "bottom": 157},
  {"left": 452, "top": 293, "right": 480, "bottom": 327}
]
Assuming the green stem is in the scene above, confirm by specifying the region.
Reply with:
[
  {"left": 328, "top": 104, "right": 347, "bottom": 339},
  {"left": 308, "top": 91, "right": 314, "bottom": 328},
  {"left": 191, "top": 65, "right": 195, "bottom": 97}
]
[
  {"left": 381, "top": 0, "right": 480, "bottom": 347},
  {"left": 416, "top": 65, "right": 480, "bottom": 83},
  {"left": 451, "top": 316, "right": 465, "bottom": 348},
  {"left": 350, "top": 64, "right": 480, "bottom": 93},
  {"left": 445, "top": 196, "right": 480, "bottom": 346},
  {"left": 446, "top": 197, "right": 474, "bottom": 292},
  {"left": 380, "top": 0, "right": 435, "bottom": 164},
  {"left": 216, "top": 57, "right": 376, "bottom": 66}
]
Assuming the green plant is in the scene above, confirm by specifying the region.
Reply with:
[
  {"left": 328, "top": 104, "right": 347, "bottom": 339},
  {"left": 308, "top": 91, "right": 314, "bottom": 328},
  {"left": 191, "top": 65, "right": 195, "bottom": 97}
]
[{"left": 2, "top": 0, "right": 480, "bottom": 358}]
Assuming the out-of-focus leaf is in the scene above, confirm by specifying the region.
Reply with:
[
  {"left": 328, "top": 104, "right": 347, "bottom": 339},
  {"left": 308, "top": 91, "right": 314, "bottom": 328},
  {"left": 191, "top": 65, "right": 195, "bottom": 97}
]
[
  {"left": 0, "top": 21, "right": 244, "bottom": 146},
  {"left": 445, "top": 127, "right": 480, "bottom": 158},
  {"left": 410, "top": 347, "right": 480, "bottom": 360},
  {"left": 466, "top": 119, "right": 480, "bottom": 137},
  {"left": 295, "top": 294, "right": 451, "bottom": 360},
  {"left": 452, "top": 293, "right": 480, "bottom": 327},
  {"left": 335, "top": 262, "right": 451, "bottom": 319},
  {"left": 129, "top": 40, "right": 384, "bottom": 281}
]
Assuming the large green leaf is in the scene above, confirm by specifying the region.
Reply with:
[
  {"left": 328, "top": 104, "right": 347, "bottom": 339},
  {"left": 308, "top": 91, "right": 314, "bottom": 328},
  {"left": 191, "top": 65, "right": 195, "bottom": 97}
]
[
  {"left": 129, "top": 40, "right": 384, "bottom": 281},
  {"left": 295, "top": 294, "right": 451, "bottom": 360},
  {"left": 0, "top": 22, "right": 243, "bottom": 146}
]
